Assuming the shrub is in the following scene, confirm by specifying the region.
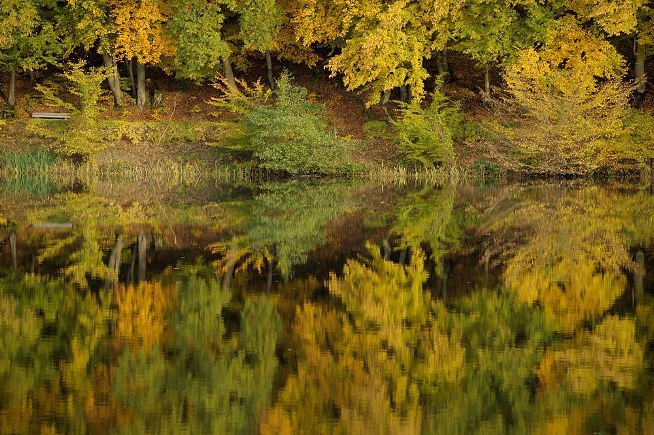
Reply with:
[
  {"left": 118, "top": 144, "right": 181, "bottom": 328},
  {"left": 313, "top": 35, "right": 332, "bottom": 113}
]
[
  {"left": 210, "top": 72, "right": 354, "bottom": 175},
  {"left": 390, "top": 89, "right": 463, "bottom": 168},
  {"left": 501, "top": 17, "right": 635, "bottom": 174},
  {"left": 29, "top": 62, "right": 111, "bottom": 157}
]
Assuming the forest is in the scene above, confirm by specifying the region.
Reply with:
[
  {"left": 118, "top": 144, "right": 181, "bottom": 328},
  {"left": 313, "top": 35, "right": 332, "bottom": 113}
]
[
  {"left": 1, "top": 0, "right": 654, "bottom": 176},
  {"left": 3, "top": 3, "right": 654, "bottom": 432}
]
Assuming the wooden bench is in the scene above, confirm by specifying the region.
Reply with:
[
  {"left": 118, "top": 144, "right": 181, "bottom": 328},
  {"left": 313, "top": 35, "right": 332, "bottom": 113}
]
[
  {"left": 32, "top": 223, "right": 73, "bottom": 230},
  {"left": 31, "top": 112, "right": 71, "bottom": 121}
]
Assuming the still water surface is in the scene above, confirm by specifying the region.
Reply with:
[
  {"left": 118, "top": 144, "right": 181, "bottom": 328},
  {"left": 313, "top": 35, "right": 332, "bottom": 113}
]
[{"left": 0, "top": 179, "right": 652, "bottom": 434}]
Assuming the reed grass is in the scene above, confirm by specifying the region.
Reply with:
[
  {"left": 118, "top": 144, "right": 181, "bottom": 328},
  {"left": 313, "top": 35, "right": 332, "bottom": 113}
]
[
  {"left": 0, "top": 149, "right": 58, "bottom": 177},
  {"left": 0, "top": 148, "right": 492, "bottom": 191},
  {"left": 363, "top": 161, "right": 471, "bottom": 186}
]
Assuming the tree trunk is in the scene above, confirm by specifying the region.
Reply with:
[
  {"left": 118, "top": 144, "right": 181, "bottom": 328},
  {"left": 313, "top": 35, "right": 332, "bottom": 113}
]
[
  {"left": 8, "top": 69, "right": 16, "bottom": 107},
  {"left": 382, "top": 90, "right": 391, "bottom": 105},
  {"left": 399, "top": 246, "right": 408, "bottom": 266},
  {"left": 636, "top": 39, "right": 647, "bottom": 94},
  {"left": 440, "top": 258, "right": 449, "bottom": 303},
  {"left": 108, "top": 236, "right": 123, "bottom": 274},
  {"left": 9, "top": 232, "right": 17, "bottom": 270},
  {"left": 265, "top": 50, "right": 275, "bottom": 90},
  {"left": 137, "top": 232, "right": 147, "bottom": 282},
  {"left": 222, "top": 257, "right": 237, "bottom": 291},
  {"left": 436, "top": 50, "right": 449, "bottom": 92},
  {"left": 266, "top": 257, "right": 274, "bottom": 293},
  {"left": 105, "top": 235, "right": 123, "bottom": 287},
  {"left": 484, "top": 65, "right": 491, "bottom": 99},
  {"left": 222, "top": 56, "right": 237, "bottom": 90},
  {"left": 436, "top": 51, "right": 446, "bottom": 76},
  {"left": 399, "top": 85, "right": 408, "bottom": 103},
  {"left": 136, "top": 61, "right": 147, "bottom": 107},
  {"left": 436, "top": 50, "right": 450, "bottom": 84},
  {"left": 127, "top": 59, "right": 136, "bottom": 97},
  {"left": 102, "top": 52, "right": 123, "bottom": 106},
  {"left": 382, "top": 239, "right": 391, "bottom": 260},
  {"left": 127, "top": 59, "right": 136, "bottom": 98},
  {"left": 635, "top": 251, "right": 645, "bottom": 303}
]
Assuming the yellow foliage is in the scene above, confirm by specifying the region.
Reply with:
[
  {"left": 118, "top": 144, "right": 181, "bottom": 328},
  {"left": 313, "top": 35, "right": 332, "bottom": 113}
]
[
  {"left": 503, "top": 16, "right": 633, "bottom": 173},
  {"left": 536, "top": 316, "right": 644, "bottom": 395},
  {"left": 109, "top": 0, "right": 175, "bottom": 64},
  {"left": 492, "top": 186, "right": 654, "bottom": 332},
  {"left": 324, "top": 0, "right": 461, "bottom": 106},
  {"left": 260, "top": 303, "right": 424, "bottom": 435},
  {"left": 570, "top": 0, "right": 645, "bottom": 35},
  {"left": 114, "top": 281, "right": 177, "bottom": 350}
]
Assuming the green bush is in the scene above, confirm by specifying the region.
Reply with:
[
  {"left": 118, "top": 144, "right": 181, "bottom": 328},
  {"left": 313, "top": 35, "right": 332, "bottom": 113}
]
[
  {"left": 29, "top": 62, "right": 110, "bottom": 157},
  {"left": 391, "top": 90, "right": 463, "bottom": 168},
  {"left": 213, "top": 72, "right": 354, "bottom": 175},
  {"left": 619, "top": 109, "right": 654, "bottom": 166}
]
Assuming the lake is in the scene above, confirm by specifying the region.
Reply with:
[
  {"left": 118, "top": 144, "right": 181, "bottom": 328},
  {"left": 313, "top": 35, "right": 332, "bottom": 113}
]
[{"left": 0, "top": 178, "right": 652, "bottom": 434}]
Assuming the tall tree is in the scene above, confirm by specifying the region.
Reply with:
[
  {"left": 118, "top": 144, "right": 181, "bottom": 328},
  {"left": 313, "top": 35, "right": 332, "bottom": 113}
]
[
  {"left": 327, "top": 0, "right": 462, "bottom": 106},
  {"left": 503, "top": 16, "right": 633, "bottom": 173},
  {"left": 168, "top": 0, "right": 233, "bottom": 85},
  {"left": 237, "top": 0, "right": 283, "bottom": 88},
  {"left": 108, "top": 0, "right": 175, "bottom": 106},
  {"left": 452, "top": 0, "right": 552, "bottom": 98},
  {"left": 64, "top": 0, "right": 123, "bottom": 105},
  {"left": 567, "top": 0, "right": 648, "bottom": 93},
  {"left": 635, "top": 4, "right": 654, "bottom": 93},
  {"left": 0, "top": 0, "right": 60, "bottom": 108}
]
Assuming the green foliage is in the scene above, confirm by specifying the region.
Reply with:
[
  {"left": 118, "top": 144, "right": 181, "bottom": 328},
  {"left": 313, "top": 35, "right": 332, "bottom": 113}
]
[
  {"left": 0, "top": 149, "right": 58, "bottom": 198},
  {"left": 452, "top": 0, "right": 552, "bottom": 67},
  {"left": 391, "top": 185, "right": 464, "bottom": 273},
  {"left": 391, "top": 89, "right": 463, "bottom": 168},
  {"left": 113, "top": 271, "right": 282, "bottom": 434},
  {"left": 237, "top": 0, "right": 282, "bottom": 53},
  {"left": 101, "top": 119, "right": 224, "bottom": 145},
  {"left": 0, "top": 148, "right": 57, "bottom": 176},
  {"left": 30, "top": 62, "right": 110, "bottom": 157},
  {"left": 0, "top": 0, "right": 62, "bottom": 73},
  {"left": 214, "top": 72, "right": 354, "bottom": 175},
  {"left": 620, "top": 109, "right": 654, "bottom": 166},
  {"left": 169, "top": 0, "right": 231, "bottom": 81},
  {"left": 214, "top": 180, "right": 356, "bottom": 279}
]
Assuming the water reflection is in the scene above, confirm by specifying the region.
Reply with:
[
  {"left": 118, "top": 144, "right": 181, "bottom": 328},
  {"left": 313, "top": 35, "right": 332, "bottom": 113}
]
[
  {"left": 484, "top": 186, "right": 654, "bottom": 333},
  {"left": 0, "top": 180, "right": 652, "bottom": 434},
  {"left": 214, "top": 181, "right": 357, "bottom": 283}
]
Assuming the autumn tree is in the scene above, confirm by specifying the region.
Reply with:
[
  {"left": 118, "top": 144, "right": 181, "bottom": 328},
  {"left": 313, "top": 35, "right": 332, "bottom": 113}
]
[
  {"left": 108, "top": 0, "right": 175, "bottom": 106},
  {"left": 502, "top": 16, "right": 634, "bottom": 173},
  {"left": 567, "top": 0, "right": 650, "bottom": 94},
  {"left": 326, "top": 0, "right": 462, "bottom": 106},
  {"left": 452, "top": 0, "right": 552, "bottom": 98},
  {"left": 236, "top": 0, "right": 282, "bottom": 88},
  {"left": 213, "top": 180, "right": 355, "bottom": 281},
  {"left": 0, "top": 0, "right": 61, "bottom": 108},
  {"left": 483, "top": 185, "right": 654, "bottom": 332},
  {"left": 63, "top": 0, "right": 124, "bottom": 105}
]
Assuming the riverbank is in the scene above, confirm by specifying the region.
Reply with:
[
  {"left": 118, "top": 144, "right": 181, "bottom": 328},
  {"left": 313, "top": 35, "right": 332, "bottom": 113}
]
[{"left": 1, "top": 63, "right": 653, "bottom": 181}]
